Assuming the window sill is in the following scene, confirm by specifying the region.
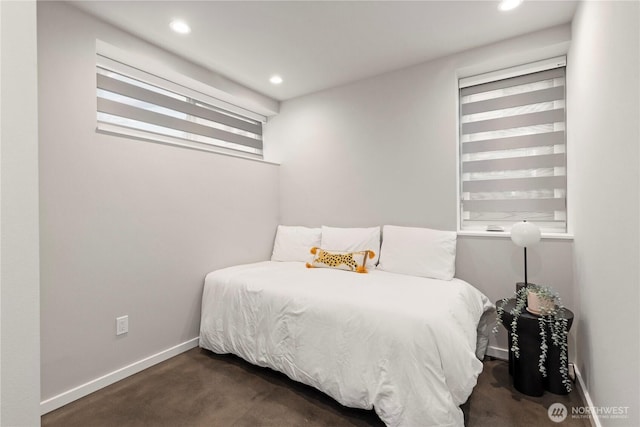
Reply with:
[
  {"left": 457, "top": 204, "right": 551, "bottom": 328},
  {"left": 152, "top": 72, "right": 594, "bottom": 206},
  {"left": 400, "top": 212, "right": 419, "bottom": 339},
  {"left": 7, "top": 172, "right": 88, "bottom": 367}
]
[
  {"left": 97, "top": 125, "right": 281, "bottom": 166},
  {"left": 457, "top": 230, "right": 574, "bottom": 240}
]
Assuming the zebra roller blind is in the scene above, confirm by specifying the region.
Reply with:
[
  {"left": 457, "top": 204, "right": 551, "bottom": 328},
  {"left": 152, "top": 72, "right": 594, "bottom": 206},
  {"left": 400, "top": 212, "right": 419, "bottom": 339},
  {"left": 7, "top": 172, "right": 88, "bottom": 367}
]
[
  {"left": 96, "top": 58, "right": 264, "bottom": 156},
  {"left": 459, "top": 64, "right": 567, "bottom": 233}
]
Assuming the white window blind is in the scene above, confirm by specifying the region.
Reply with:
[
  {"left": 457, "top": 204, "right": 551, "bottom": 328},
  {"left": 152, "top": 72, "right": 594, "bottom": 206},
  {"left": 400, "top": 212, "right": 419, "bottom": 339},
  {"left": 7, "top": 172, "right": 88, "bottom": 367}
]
[
  {"left": 459, "top": 63, "right": 567, "bottom": 233},
  {"left": 96, "top": 56, "right": 264, "bottom": 156}
]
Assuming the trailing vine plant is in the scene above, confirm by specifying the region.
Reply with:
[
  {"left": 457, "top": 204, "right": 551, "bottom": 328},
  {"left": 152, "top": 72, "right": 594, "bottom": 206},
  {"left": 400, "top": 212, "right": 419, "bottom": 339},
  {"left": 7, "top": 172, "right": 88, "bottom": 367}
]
[{"left": 495, "top": 284, "right": 572, "bottom": 393}]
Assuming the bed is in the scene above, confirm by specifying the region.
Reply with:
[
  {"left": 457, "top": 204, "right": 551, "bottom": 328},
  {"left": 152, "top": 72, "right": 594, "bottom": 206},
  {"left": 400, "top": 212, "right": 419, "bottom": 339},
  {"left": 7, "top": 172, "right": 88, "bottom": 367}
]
[{"left": 199, "top": 249, "right": 494, "bottom": 427}]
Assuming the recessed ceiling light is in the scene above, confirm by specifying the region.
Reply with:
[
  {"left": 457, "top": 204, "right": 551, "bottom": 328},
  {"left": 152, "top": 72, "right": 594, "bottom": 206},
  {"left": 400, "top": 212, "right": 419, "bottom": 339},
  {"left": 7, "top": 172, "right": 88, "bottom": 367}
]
[
  {"left": 169, "top": 20, "right": 191, "bottom": 34},
  {"left": 269, "top": 75, "right": 283, "bottom": 85},
  {"left": 498, "top": 0, "right": 523, "bottom": 11}
]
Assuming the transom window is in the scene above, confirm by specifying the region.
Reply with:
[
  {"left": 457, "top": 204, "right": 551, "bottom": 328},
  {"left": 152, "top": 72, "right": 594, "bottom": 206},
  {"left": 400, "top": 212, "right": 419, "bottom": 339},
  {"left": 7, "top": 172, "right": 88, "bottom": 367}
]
[{"left": 96, "top": 52, "right": 265, "bottom": 157}]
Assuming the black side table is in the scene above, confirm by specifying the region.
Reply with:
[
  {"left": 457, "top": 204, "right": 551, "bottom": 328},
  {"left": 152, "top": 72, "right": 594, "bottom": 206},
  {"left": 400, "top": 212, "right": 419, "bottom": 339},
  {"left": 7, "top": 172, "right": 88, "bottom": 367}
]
[{"left": 498, "top": 298, "right": 574, "bottom": 396}]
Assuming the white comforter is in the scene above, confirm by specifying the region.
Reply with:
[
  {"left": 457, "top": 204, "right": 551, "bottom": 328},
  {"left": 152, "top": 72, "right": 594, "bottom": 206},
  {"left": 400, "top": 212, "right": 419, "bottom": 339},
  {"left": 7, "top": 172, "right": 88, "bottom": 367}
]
[{"left": 199, "top": 261, "right": 493, "bottom": 427}]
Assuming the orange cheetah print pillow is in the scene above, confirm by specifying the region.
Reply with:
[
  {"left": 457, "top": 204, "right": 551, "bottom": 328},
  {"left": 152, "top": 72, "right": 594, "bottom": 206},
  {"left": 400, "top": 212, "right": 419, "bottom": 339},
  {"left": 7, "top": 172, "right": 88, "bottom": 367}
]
[{"left": 305, "top": 247, "right": 375, "bottom": 273}]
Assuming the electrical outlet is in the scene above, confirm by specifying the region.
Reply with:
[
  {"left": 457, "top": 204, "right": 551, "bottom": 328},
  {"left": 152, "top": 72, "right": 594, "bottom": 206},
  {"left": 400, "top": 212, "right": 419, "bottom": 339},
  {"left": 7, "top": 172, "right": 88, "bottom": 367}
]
[{"left": 116, "top": 315, "right": 128, "bottom": 336}]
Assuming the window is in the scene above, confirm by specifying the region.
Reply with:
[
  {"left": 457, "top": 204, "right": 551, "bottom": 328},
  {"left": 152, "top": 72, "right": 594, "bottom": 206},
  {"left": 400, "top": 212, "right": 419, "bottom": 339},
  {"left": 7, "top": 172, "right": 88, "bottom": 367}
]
[
  {"left": 458, "top": 57, "right": 567, "bottom": 234},
  {"left": 96, "top": 54, "right": 265, "bottom": 157}
]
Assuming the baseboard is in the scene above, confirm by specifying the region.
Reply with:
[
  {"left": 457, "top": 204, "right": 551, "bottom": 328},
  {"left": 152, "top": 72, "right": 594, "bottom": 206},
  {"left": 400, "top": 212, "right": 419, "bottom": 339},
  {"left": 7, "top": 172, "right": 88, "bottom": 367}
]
[
  {"left": 485, "top": 345, "right": 509, "bottom": 360},
  {"left": 574, "top": 366, "right": 602, "bottom": 427},
  {"left": 40, "top": 337, "right": 199, "bottom": 415}
]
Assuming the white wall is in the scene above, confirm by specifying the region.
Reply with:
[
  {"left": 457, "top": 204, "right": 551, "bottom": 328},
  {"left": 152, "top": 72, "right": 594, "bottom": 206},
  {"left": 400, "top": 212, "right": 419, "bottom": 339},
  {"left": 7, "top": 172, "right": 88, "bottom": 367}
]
[
  {"left": 264, "top": 25, "right": 576, "bottom": 354},
  {"left": 568, "top": 1, "right": 639, "bottom": 425},
  {"left": 38, "top": 2, "right": 279, "bottom": 403},
  {"left": 0, "top": 1, "right": 41, "bottom": 425}
]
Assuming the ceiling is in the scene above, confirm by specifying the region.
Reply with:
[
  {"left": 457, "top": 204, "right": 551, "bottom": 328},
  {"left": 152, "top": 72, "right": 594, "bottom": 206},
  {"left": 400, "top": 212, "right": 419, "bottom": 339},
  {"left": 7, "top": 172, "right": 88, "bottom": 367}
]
[{"left": 71, "top": 1, "right": 578, "bottom": 101}]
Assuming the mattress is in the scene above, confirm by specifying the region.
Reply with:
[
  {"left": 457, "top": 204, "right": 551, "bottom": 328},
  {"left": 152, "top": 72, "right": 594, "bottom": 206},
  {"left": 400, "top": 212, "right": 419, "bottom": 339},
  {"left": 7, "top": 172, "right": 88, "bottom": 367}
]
[{"left": 199, "top": 261, "right": 493, "bottom": 427}]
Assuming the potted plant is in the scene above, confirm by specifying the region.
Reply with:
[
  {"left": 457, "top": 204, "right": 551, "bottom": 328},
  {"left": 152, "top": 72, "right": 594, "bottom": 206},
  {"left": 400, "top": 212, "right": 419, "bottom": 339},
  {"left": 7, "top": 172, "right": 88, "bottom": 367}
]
[
  {"left": 495, "top": 285, "right": 572, "bottom": 393},
  {"left": 526, "top": 285, "right": 556, "bottom": 315}
]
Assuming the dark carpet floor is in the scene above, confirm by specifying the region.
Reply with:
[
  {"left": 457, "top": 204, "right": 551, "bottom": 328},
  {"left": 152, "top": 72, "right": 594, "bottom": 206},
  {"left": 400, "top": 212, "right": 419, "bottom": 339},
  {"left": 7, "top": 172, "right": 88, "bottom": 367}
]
[{"left": 42, "top": 348, "right": 589, "bottom": 427}]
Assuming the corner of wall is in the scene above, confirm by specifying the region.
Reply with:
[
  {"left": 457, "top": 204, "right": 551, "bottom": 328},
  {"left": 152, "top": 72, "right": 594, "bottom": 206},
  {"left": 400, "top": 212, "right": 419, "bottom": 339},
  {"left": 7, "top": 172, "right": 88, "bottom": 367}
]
[{"left": 0, "top": 1, "right": 41, "bottom": 425}]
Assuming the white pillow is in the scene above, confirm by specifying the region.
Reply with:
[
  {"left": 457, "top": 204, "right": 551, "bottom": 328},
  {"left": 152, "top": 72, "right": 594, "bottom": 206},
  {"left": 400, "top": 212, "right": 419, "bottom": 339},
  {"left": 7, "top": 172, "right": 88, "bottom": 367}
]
[
  {"left": 271, "top": 225, "right": 322, "bottom": 263},
  {"left": 320, "top": 226, "right": 381, "bottom": 266},
  {"left": 378, "top": 225, "right": 457, "bottom": 280}
]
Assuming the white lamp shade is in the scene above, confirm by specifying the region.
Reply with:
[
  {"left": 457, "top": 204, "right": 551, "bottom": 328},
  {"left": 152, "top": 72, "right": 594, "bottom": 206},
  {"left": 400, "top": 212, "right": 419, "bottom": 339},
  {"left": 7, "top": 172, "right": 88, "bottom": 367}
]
[{"left": 510, "top": 221, "right": 541, "bottom": 247}]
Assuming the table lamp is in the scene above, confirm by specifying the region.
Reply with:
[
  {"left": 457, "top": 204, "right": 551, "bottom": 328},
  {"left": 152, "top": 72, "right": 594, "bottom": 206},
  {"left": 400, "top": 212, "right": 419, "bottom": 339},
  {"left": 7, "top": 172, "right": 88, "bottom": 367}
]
[{"left": 511, "top": 220, "right": 541, "bottom": 291}]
